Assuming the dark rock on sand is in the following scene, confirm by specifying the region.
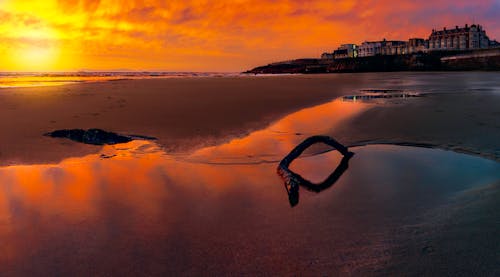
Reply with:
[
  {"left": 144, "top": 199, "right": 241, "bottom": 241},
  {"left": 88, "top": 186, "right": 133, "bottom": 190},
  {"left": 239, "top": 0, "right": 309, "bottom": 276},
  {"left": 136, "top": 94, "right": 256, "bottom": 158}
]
[{"left": 45, "top": 129, "right": 133, "bottom": 145}]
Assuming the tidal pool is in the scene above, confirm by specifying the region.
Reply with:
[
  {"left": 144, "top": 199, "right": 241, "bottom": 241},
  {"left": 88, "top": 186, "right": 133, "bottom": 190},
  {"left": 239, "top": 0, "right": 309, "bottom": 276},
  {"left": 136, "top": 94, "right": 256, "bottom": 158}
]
[
  {"left": 1, "top": 98, "right": 499, "bottom": 275},
  {"left": 0, "top": 139, "right": 498, "bottom": 275}
]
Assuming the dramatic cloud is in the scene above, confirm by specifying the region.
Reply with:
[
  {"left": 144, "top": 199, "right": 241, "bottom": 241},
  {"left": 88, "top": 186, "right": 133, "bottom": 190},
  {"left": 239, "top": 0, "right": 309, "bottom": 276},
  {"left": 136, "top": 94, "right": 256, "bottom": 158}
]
[{"left": 0, "top": 0, "right": 498, "bottom": 71}]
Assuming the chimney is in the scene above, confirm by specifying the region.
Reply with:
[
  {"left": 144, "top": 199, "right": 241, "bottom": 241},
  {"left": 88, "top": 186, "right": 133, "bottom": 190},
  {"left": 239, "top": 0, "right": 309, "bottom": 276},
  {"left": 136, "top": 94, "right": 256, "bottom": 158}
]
[
  {"left": 456, "top": 25, "right": 458, "bottom": 29},
  {"left": 465, "top": 24, "right": 468, "bottom": 28},
  {"left": 444, "top": 27, "right": 446, "bottom": 31}
]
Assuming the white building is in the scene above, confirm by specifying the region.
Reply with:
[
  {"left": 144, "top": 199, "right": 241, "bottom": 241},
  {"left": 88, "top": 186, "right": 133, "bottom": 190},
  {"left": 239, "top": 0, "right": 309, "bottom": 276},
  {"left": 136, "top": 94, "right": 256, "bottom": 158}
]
[
  {"left": 358, "top": 41, "right": 384, "bottom": 57},
  {"left": 429, "top": 24, "right": 491, "bottom": 50},
  {"left": 359, "top": 40, "right": 411, "bottom": 56}
]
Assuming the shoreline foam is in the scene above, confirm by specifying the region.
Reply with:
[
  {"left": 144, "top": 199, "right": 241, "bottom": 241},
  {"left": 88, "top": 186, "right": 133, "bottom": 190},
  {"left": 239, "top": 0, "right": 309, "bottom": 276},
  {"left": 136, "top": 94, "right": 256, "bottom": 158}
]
[{"left": 0, "top": 72, "right": 240, "bottom": 89}]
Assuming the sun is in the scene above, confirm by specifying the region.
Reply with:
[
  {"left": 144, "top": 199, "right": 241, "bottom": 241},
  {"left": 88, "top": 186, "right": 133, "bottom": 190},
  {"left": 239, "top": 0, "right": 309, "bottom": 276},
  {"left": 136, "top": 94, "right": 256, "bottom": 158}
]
[
  {"left": 15, "top": 45, "right": 58, "bottom": 70},
  {"left": 6, "top": 27, "right": 61, "bottom": 71}
]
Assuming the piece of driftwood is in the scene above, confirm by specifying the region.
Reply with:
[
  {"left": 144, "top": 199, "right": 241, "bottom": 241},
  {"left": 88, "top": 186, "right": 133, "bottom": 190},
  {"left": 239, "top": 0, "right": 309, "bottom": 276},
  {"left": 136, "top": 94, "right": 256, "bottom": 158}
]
[{"left": 277, "top": 135, "right": 353, "bottom": 207}]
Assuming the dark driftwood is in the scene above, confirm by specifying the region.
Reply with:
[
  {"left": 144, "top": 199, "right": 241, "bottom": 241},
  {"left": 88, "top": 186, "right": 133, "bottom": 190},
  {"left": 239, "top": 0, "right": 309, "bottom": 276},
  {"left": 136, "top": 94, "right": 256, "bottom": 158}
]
[{"left": 277, "top": 135, "right": 353, "bottom": 207}]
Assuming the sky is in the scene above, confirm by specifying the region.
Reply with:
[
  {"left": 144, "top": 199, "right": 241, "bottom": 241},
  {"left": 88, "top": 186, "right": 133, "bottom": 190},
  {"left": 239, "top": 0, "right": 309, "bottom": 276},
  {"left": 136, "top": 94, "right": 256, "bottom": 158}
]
[{"left": 0, "top": 0, "right": 499, "bottom": 72}]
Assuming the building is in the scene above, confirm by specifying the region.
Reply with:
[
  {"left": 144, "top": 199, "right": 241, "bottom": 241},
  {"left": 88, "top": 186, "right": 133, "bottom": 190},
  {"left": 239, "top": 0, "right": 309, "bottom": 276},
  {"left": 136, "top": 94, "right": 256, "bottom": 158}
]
[
  {"left": 428, "top": 24, "right": 491, "bottom": 50},
  {"left": 336, "top": 44, "right": 358, "bottom": 58},
  {"left": 359, "top": 40, "right": 407, "bottom": 56},
  {"left": 333, "top": 49, "right": 348, "bottom": 59},
  {"left": 320, "top": 52, "right": 334, "bottom": 60},
  {"left": 320, "top": 23, "right": 496, "bottom": 60},
  {"left": 321, "top": 44, "right": 358, "bottom": 59},
  {"left": 358, "top": 41, "right": 384, "bottom": 57},
  {"left": 381, "top": 40, "right": 408, "bottom": 55},
  {"left": 408, "top": 38, "right": 427, "bottom": 53}
]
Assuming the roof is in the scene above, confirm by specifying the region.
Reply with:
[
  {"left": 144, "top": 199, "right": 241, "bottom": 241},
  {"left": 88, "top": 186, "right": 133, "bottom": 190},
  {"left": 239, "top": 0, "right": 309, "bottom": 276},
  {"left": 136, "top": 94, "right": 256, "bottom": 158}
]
[{"left": 431, "top": 24, "right": 482, "bottom": 36}]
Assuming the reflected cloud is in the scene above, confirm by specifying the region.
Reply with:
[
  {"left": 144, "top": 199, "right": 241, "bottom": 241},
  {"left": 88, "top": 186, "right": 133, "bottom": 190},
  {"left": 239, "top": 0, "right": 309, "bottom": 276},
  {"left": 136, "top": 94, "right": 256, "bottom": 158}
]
[
  {"left": 284, "top": 155, "right": 352, "bottom": 207},
  {"left": 0, "top": 98, "right": 367, "bottom": 267},
  {"left": 184, "top": 99, "right": 368, "bottom": 164},
  {"left": 0, "top": 101, "right": 499, "bottom": 274}
]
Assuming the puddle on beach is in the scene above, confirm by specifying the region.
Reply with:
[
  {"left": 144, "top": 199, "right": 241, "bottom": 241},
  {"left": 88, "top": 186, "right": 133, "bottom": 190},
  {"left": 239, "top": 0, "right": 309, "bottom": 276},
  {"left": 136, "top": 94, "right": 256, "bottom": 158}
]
[
  {"left": 342, "top": 88, "right": 423, "bottom": 103},
  {"left": 183, "top": 99, "right": 369, "bottom": 164},
  {"left": 1, "top": 98, "right": 499, "bottom": 275}
]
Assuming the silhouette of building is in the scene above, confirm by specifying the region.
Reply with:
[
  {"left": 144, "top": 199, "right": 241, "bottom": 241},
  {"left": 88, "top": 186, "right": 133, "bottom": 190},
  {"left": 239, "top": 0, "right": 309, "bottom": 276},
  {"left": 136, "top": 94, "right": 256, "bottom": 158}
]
[
  {"left": 333, "top": 49, "right": 349, "bottom": 59},
  {"left": 321, "top": 44, "right": 358, "bottom": 59},
  {"left": 335, "top": 44, "right": 358, "bottom": 58},
  {"left": 320, "top": 52, "right": 334, "bottom": 60}
]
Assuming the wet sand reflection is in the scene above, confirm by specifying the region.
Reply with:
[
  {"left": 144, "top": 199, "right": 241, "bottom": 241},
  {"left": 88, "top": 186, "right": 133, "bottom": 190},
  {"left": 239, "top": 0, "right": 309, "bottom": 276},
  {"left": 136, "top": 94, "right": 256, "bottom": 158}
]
[
  {"left": 184, "top": 99, "right": 369, "bottom": 164},
  {"left": 0, "top": 99, "right": 499, "bottom": 275}
]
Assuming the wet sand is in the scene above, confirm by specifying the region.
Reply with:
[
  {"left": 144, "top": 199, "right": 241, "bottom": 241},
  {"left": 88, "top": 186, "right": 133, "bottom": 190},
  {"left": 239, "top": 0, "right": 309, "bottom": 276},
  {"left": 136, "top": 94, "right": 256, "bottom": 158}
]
[
  {"left": 0, "top": 75, "right": 366, "bottom": 166},
  {"left": 0, "top": 72, "right": 499, "bottom": 275},
  {"left": 1, "top": 72, "right": 499, "bottom": 166},
  {"left": 337, "top": 90, "right": 500, "bottom": 161}
]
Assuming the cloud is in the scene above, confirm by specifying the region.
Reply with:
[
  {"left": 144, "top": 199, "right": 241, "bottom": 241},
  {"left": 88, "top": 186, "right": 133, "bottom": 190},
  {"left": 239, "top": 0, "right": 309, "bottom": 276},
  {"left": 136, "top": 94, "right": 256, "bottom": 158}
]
[{"left": 0, "top": 0, "right": 498, "bottom": 71}]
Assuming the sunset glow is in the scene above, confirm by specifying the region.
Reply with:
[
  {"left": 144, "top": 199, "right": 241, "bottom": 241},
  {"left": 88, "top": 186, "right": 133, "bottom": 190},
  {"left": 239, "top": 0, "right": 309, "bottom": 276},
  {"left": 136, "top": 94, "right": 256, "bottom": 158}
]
[{"left": 1, "top": 0, "right": 499, "bottom": 71}]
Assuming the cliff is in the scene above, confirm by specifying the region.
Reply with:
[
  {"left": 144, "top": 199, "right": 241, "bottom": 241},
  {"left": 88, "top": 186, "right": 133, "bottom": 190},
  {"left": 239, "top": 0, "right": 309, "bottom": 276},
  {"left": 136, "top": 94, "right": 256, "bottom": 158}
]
[{"left": 245, "top": 48, "right": 500, "bottom": 74}]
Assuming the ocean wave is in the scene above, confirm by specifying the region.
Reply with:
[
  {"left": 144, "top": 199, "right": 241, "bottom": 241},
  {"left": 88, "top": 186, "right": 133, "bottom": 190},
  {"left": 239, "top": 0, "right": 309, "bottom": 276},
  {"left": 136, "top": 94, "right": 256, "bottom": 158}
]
[{"left": 0, "top": 71, "right": 240, "bottom": 88}]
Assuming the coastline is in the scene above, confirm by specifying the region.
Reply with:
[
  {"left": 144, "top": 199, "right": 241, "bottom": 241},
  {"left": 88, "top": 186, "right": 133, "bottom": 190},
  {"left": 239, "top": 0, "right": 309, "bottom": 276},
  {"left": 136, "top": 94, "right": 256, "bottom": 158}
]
[{"left": 245, "top": 48, "right": 500, "bottom": 74}]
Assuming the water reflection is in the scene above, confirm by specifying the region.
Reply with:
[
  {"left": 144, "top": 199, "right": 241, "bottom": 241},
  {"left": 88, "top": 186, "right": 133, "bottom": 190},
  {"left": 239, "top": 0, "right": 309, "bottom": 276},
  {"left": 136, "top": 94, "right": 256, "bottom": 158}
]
[
  {"left": 342, "top": 89, "right": 422, "bottom": 103},
  {"left": 0, "top": 97, "right": 499, "bottom": 275},
  {"left": 282, "top": 154, "right": 352, "bottom": 207},
  {"left": 1, "top": 141, "right": 499, "bottom": 275},
  {"left": 277, "top": 135, "right": 353, "bottom": 206},
  {"left": 183, "top": 99, "right": 369, "bottom": 164}
]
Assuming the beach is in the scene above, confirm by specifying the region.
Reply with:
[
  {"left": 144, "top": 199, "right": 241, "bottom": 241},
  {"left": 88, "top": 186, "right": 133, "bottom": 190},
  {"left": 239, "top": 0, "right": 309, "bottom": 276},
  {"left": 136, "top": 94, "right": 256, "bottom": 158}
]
[
  {"left": 1, "top": 72, "right": 499, "bottom": 165},
  {"left": 0, "top": 75, "right": 363, "bottom": 165},
  {"left": 0, "top": 72, "right": 499, "bottom": 275}
]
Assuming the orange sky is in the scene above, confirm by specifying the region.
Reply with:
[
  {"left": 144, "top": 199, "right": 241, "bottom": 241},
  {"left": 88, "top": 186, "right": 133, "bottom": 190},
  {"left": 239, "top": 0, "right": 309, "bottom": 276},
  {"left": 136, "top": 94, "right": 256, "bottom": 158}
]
[{"left": 1, "top": 0, "right": 499, "bottom": 72}]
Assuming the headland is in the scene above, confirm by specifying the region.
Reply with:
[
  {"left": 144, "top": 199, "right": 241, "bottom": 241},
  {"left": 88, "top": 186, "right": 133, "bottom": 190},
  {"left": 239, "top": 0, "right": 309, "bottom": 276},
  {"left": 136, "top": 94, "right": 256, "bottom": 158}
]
[{"left": 246, "top": 24, "right": 500, "bottom": 74}]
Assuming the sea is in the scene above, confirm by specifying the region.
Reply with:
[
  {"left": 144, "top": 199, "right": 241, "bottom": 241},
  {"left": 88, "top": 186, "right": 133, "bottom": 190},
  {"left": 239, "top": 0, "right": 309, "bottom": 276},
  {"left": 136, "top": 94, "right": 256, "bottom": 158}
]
[{"left": 0, "top": 71, "right": 239, "bottom": 88}]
